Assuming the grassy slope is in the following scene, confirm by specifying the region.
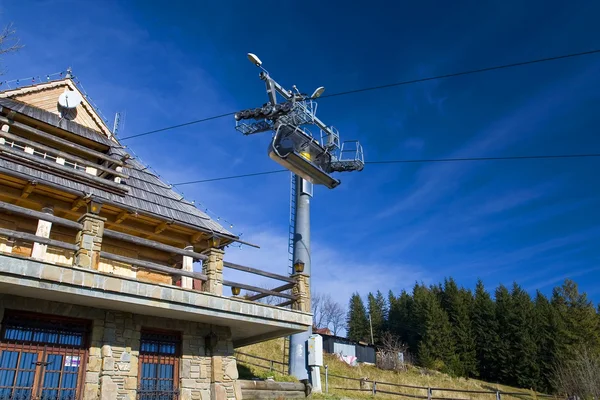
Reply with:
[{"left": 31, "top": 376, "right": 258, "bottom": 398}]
[{"left": 238, "top": 339, "right": 550, "bottom": 400}]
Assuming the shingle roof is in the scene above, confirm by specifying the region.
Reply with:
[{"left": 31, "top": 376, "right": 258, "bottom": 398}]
[{"left": 0, "top": 96, "right": 235, "bottom": 238}]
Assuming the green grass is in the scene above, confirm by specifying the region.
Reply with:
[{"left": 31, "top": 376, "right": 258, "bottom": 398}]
[{"left": 237, "top": 338, "right": 554, "bottom": 400}]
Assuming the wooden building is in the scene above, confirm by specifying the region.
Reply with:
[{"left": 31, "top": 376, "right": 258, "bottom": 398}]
[{"left": 0, "top": 76, "right": 311, "bottom": 399}]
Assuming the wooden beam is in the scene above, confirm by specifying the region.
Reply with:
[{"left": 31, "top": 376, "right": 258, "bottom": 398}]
[
  {"left": 275, "top": 299, "right": 294, "bottom": 308},
  {"left": 223, "top": 261, "right": 296, "bottom": 283},
  {"left": 0, "top": 129, "right": 128, "bottom": 178},
  {"left": 246, "top": 282, "right": 295, "bottom": 302},
  {"left": 0, "top": 116, "right": 123, "bottom": 165},
  {"left": 0, "top": 227, "right": 78, "bottom": 252},
  {"left": 0, "top": 200, "right": 82, "bottom": 230},
  {"left": 114, "top": 211, "right": 130, "bottom": 224},
  {"left": 103, "top": 228, "right": 207, "bottom": 261},
  {"left": 223, "top": 280, "right": 296, "bottom": 300},
  {"left": 99, "top": 251, "right": 207, "bottom": 281},
  {"left": 20, "top": 180, "right": 37, "bottom": 199},
  {"left": 0, "top": 145, "right": 127, "bottom": 194},
  {"left": 71, "top": 197, "right": 89, "bottom": 211},
  {"left": 191, "top": 232, "right": 205, "bottom": 244},
  {"left": 154, "top": 221, "right": 171, "bottom": 235}
]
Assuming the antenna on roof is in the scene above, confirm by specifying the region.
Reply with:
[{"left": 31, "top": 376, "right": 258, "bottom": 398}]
[{"left": 113, "top": 112, "right": 122, "bottom": 136}]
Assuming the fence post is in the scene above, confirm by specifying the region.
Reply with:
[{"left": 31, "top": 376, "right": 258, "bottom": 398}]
[
  {"left": 270, "top": 360, "right": 274, "bottom": 372},
  {"left": 427, "top": 387, "right": 432, "bottom": 400},
  {"left": 373, "top": 381, "right": 377, "bottom": 396},
  {"left": 496, "top": 391, "right": 502, "bottom": 400},
  {"left": 325, "top": 365, "right": 328, "bottom": 394}
]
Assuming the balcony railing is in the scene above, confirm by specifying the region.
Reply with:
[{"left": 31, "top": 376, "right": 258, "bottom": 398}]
[
  {"left": 0, "top": 118, "right": 128, "bottom": 194},
  {"left": 0, "top": 200, "right": 302, "bottom": 311}
]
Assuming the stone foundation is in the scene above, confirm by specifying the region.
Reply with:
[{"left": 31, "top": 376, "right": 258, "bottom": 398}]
[{"left": 0, "top": 295, "right": 241, "bottom": 400}]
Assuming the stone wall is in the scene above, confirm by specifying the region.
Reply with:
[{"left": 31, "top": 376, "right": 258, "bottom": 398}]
[{"left": 0, "top": 295, "right": 241, "bottom": 400}]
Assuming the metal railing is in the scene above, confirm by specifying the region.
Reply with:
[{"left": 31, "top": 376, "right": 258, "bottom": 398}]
[{"left": 137, "top": 389, "right": 180, "bottom": 400}]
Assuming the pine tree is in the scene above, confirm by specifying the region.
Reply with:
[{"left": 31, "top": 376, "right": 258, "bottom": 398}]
[
  {"left": 472, "top": 280, "right": 498, "bottom": 381},
  {"left": 347, "top": 292, "right": 369, "bottom": 342},
  {"left": 388, "top": 289, "right": 417, "bottom": 351},
  {"left": 534, "top": 291, "right": 562, "bottom": 393},
  {"left": 441, "top": 278, "right": 477, "bottom": 377},
  {"left": 367, "top": 291, "right": 388, "bottom": 344},
  {"left": 493, "top": 284, "right": 513, "bottom": 384},
  {"left": 417, "top": 287, "right": 457, "bottom": 374},
  {"left": 552, "top": 279, "right": 600, "bottom": 357},
  {"left": 507, "top": 283, "right": 539, "bottom": 389}
]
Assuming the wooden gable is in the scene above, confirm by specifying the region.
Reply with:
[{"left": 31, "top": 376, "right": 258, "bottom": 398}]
[{"left": 0, "top": 79, "right": 113, "bottom": 138}]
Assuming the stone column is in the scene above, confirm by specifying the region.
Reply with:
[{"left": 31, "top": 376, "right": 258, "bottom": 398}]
[
  {"left": 181, "top": 246, "right": 194, "bottom": 290},
  {"left": 292, "top": 273, "right": 310, "bottom": 313},
  {"left": 75, "top": 213, "right": 106, "bottom": 270},
  {"left": 202, "top": 248, "right": 224, "bottom": 295},
  {"left": 31, "top": 205, "right": 54, "bottom": 260}
]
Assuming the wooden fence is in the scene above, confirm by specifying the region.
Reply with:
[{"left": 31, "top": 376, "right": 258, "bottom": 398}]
[
  {"left": 322, "top": 370, "right": 558, "bottom": 400},
  {"left": 235, "top": 351, "right": 288, "bottom": 375},
  {"left": 235, "top": 351, "right": 559, "bottom": 400}
]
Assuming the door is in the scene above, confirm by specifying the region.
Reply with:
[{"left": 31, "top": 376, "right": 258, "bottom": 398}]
[{"left": 0, "top": 311, "right": 88, "bottom": 400}]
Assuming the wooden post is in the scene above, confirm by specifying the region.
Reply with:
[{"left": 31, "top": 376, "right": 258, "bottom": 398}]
[
  {"left": 202, "top": 247, "right": 224, "bottom": 295},
  {"left": 427, "top": 387, "right": 432, "bottom": 400},
  {"left": 181, "top": 245, "right": 194, "bottom": 289},
  {"left": 31, "top": 206, "right": 54, "bottom": 260},
  {"left": 373, "top": 381, "right": 377, "bottom": 396}
]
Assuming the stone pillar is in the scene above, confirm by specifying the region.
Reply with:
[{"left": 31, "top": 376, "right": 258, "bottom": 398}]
[
  {"left": 181, "top": 245, "right": 194, "bottom": 290},
  {"left": 202, "top": 248, "right": 224, "bottom": 295},
  {"left": 292, "top": 273, "right": 310, "bottom": 313},
  {"left": 31, "top": 205, "right": 54, "bottom": 260},
  {"left": 75, "top": 213, "right": 105, "bottom": 270}
]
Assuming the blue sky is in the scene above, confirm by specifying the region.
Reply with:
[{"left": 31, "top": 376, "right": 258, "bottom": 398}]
[{"left": 2, "top": 0, "right": 600, "bottom": 309}]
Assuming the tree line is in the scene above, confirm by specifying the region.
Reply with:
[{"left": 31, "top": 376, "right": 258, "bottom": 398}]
[{"left": 346, "top": 278, "right": 600, "bottom": 393}]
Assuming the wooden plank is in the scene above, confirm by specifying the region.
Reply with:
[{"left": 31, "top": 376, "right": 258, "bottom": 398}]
[
  {"left": 223, "top": 261, "right": 295, "bottom": 283},
  {"left": 0, "top": 130, "right": 128, "bottom": 178},
  {"left": 99, "top": 251, "right": 208, "bottom": 281},
  {"left": 0, "top": 200, "right": 82, "bottom": 230},
  {"left": 103, "top": 228, "right": 208, "bottom": 261},
  {"left": 222, "top": 280, "right": 296, "bottom": 300},
  {"left": 0, "top": 227, "right": 77, "bottom": 251},
  {"left": 247, "top": 282, "right": 295, "bottom": 301},
  {"left": 0, "top": 144, "right": 127, "bottom": 193},
  {"left": 275, "top": 299, "right": 294, "bottom": 308},
  {"left": 0, "top": 116, "right": 123, "bottom": 165}
]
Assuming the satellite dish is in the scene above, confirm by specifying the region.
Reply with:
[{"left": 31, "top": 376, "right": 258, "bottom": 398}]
[{"left": 58, "top": 90, "right": 83, "bottom": 109}]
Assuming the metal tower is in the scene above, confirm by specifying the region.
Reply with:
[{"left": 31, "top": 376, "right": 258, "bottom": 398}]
[{"left": 233, "top": 53, "right": 364, "bottom": 386}]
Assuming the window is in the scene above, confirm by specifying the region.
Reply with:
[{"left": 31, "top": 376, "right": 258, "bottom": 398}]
[
  {"left": 138, "top": 331, "right": 180, "bottom": 400},
  {"left": 0, "top": 311, "right": 89, "bottom": 400}
]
